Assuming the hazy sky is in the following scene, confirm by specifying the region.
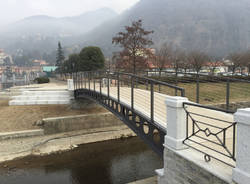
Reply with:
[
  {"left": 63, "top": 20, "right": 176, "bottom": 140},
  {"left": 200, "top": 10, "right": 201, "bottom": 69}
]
[{"left": 0, "top": 0, "right": 139, "bottom": 26}]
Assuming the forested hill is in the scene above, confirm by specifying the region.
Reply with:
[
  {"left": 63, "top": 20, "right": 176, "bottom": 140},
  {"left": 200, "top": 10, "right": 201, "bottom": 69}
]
[{"left": 81, "top": 0, "right": 250, "bottom": 57}]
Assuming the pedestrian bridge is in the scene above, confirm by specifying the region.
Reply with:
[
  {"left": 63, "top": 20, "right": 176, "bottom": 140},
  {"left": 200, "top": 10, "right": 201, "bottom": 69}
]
[
  {"left": 72, "top": 71, "right": 250, "bottom": 184},
  {"left": 73, "top": 71, "right": 185, "bottom": 156}
]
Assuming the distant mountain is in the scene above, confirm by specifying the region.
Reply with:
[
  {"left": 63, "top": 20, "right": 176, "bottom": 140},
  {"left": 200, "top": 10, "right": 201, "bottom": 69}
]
[
  {"left": 80, "top": 0, "right": 250, "bottom": 57},
  {"left": 0, "top": 8, "right": 117, "bottom": 54},
  {"left": 3, "top": 0, "right": 250, "bottom": 62}
]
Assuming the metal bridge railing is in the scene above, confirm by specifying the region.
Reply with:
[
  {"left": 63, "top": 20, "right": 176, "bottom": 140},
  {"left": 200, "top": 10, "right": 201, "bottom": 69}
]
[
  {"left": 183, "top": 102, "right": 236, "bottom": 167},
  {"left": 73, "top": 71, "right": 185, "bottom": 156},
  {"left": 135, "top": 70, "right": 250, "bottom": 112},
  {"left": 73, "top": 71, "right": 185, "bottom": 128}
]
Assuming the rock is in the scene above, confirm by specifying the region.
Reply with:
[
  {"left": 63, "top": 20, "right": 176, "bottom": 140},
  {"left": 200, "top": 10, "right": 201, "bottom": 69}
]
[{"left": 33, "top": 120, "right": 44, "bottom": 126}]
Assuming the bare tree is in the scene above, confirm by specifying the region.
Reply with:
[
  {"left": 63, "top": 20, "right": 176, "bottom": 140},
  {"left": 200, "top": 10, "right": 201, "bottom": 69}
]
[
  {"left": 112, "top": 20, "right": 154, "bottom": 73},
  {"left": 244, "top": 51, "right": 250, "bottom": 76},
  {"left": 227, "top": 53, "right": 243, "bottom": 74},
  {"left": 238, "top": 51, "right": 250, "bottom": 75},
  {"left": 172, "top": 49, "right": 186, "bottom": 74},
  {"left": 154, "top": 43, "right": 172, "bottom": 76},
  {"left": 188, "top": 51, "right": 209, "bottom": 74},
  {"left": 179, "top": 52, "right": 191, "bottom": 74}
]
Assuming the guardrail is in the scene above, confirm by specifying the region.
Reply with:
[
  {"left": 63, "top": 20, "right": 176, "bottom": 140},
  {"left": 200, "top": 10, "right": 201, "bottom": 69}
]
[
  {"left": 183, "top": 102, "right": 236, "bottom": 167},
  {"left": 73, "top": 71, "right": 185, "bottom": 125},
  {"left": 135, "top": 70, "right": 250, "bottom": 112},
  {"left": 73, "top": 71, "right": 185, "bottom": 156}
]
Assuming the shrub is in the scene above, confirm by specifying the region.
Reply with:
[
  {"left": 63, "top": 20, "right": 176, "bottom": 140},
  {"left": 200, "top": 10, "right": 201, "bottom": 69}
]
[{"left": 34, "top": 77, "right": 50, "bottom": 84}]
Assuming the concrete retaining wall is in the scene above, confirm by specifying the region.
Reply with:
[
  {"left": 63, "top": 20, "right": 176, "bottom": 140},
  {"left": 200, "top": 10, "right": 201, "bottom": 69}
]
[
  {"left": 42, "top": 113, "right": 123, "bottom": 135},
  {"left": 158, "top": 147, "right": 231, "bottom": 184}
]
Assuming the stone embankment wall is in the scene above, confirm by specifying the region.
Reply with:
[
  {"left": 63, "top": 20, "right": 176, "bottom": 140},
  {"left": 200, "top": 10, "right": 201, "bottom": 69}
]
[
  {"left": 42, "top": 112, "right": 123, "bottom": 135},
  {"left": 159, "top": 148, "right": 230, "bottom": 184}
]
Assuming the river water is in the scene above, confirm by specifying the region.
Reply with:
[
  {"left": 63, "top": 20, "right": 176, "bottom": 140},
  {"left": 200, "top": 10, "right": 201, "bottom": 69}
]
[{"left": 0, "top": 137, "right": 163, "bottom": 184}]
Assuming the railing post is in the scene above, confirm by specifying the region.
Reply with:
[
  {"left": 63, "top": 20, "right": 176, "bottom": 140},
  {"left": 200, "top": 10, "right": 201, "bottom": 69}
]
[
  {"left": 84, "top": 73, "right": 86, "bottom": 89},
  {"left": 165, "top": 96, "right": 189, "bottom": 150},
  {"left": 99, "top": 78, "right": 102, "bottom": 96},
  {"left": 88, "top": 72, "right": 90, "bottom": 90},
  {"left": 175, "top": 72, "right": 178, "bottom": 96},
  {"left": 150, "top": 81, "right": 154, "bottom": 123},
  {"left": 117, "top": 73, "right": 120, "bottom": 103},
  {"left": 107, "top": 72, "right": 110, "bottom": 98},
  {"left": 131, "top": 76, "right": 134, "bottom": 110},
  {"left": 226, "top": 78, "right": 230, "bottom": 111},
  {"left": 233, "top": 108, "right": 250, "bottom": 184},
  {"left": 94, "top": 75, "right": 95, "bottom": 92},
  {"left": 76, "top": 73, "right": 78, "bottom": 89},
  {"left": 81, "top": 73, "right": 83, "bottom": 89},
  {"left": 196, "top": 74, "right": 200, "bottom": 103},
  {"left": 73, "top": 73, "right": 76, "bottom": 90}
]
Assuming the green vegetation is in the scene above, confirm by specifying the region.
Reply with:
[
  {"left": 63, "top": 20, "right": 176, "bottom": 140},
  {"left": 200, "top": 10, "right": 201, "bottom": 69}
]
[
  {"left": 62, "top": 54, "right": 80, "bottom": 74},
  {"left": 34, "top": 77, "right": 50, "bottom": 84},
  {"left": 56, "top": 42, "right": 65, "bottom": 75},
  {"left": 79, "top": 46, "right": 105, "bottom": 71},
  {"left": 61, "top": 46, "right": 105, "bottom": 74}
]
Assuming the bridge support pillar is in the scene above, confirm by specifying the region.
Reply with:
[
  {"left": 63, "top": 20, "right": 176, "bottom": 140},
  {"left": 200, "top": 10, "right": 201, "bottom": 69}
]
[
  {"left": 164, "top": 96, "right": 189, "bottom": 150},
  {"left": 233, "top": 108, "right": 250, "bottom": 184}
]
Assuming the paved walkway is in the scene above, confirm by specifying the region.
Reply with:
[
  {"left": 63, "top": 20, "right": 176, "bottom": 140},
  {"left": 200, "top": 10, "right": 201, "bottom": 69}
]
[{"left": 85, "top": 83, "right": 167, "bottom": 130}]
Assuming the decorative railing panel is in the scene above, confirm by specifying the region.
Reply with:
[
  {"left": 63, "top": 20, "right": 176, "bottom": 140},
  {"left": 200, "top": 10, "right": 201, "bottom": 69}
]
[{"left": 183, "top": 102, "right": 236, "bottom": 167}]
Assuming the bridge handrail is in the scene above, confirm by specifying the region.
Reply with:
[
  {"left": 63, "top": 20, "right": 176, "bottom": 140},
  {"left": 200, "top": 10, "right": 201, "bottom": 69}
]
[
  {"left": 137, "top": 70, "right": 250, "bottom": 83},
  {"left": 74, "top": 70, "right": 185, "bottom": 97},
  {"left": 114, "top": 71, "right": 185, "bottom": 95}
]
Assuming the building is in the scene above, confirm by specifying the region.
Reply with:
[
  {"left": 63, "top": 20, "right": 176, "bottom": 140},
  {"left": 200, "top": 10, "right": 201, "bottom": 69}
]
[
  {"left": 0, "top": 49, "right": 13, "bottom": 65},
  {"left": 32, "top": 60, "right": 48, "bottom": 66}
]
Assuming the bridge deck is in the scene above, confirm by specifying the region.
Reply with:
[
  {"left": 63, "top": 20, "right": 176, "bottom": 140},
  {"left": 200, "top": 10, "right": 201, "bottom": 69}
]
[{"left": 87, "top": 83, "right": 167, "bottom": 130}]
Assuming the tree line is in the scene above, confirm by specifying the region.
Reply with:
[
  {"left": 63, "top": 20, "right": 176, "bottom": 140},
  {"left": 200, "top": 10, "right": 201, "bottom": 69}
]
[
  {"left": 112, "top": 20, "right": 250, "bottom": 76},
  {"left": 55, "top": 42, "right": 105, "bottom": 76},
  {"left": 55, "top": 19, "right": 250, "bottom": 76}
]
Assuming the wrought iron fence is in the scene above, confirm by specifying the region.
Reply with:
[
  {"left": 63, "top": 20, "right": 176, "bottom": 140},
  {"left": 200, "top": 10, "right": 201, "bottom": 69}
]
[
  {"left": 73, "top": 71, "right": 185, "bottom": 156},
  {"left": 73, "top": 71, "right": 185, "bottom": 124},
  {"left": 183, "top": 102, "right": 236, "bottom": 167},
  {"left": 135, "top": 70, "right": 250, "bottom": 112}
]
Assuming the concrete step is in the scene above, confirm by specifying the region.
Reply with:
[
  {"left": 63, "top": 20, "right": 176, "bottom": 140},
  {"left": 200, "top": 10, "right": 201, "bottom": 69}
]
[
  {"left": 0, "top": 129, "right": 44, "bottom": 140},
  {"left": 9, "top": 99, "right": 71, "bottom": 105},
  {"left": 22, "top": 91, "right": 70, "bottom": 96},
  {"left": 11, "top": 95, "right": 72, "bottom": 101}
]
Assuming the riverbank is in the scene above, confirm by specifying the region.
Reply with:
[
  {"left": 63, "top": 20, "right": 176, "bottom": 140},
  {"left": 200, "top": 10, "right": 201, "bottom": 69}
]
[
  {"left": 0, "top": 125, "right": 135, "bottom": 163},
  {"left": 0, "top": 137, "right": 162, "bottom": 184}
]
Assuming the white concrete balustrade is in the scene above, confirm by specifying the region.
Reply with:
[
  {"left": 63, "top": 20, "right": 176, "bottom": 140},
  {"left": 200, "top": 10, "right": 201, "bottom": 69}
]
[
  {"left": 157, "top": 95, "right": 250, "bottom": 184},
  {"left": 164, "top": 96, "right": 189, "bottom": 150},
  {"left": 233, "top": 108, "right": 250, "bottom": 184}
]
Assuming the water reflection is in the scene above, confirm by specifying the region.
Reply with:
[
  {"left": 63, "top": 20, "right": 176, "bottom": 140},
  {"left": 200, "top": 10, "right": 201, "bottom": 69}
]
[{"left": 0, "top": 137, "right": 163, "bottom": 184}]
